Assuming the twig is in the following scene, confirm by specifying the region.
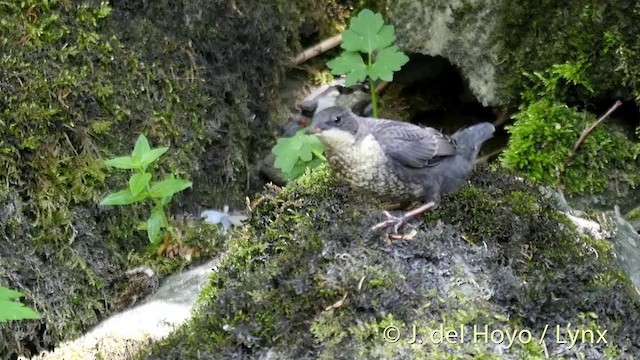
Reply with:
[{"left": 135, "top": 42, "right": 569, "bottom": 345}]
[
  {"left": 288, "top": 34, "right": 342, "bottom": 67},
  {"left": 492, "top": 108, "right": 511, "bottom": 127},
  {"left": 476, "top": 146, "right": 505, "bottom": 165},
  {"left": 562, "top": 100, "right": 622, "bottom": 168},
  {"left": 375, "top": 81, "right": 389, "bottom": 95}
]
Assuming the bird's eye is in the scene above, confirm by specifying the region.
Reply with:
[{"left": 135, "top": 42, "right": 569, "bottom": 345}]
[{"left": 332, "top": 115, "right": 342, "bottom": 125}]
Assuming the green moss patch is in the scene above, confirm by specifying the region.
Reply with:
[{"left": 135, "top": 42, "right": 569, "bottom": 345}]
[
  {"left": 0, "top": 0, "right": 317, "bottom": 357},
  {"left": 494, "top": 2, "right": 640, "bottom": 104},
  {"left": 142, "top": 165, "right": 640, "bottom": 359}
]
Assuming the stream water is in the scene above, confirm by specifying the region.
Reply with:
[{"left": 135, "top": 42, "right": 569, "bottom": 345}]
[{"left": 26, "top": 258, "right": 218, "bottom": 360}]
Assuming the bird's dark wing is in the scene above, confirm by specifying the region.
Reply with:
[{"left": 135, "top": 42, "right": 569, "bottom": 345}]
[{"left": 370, "top": 119, "right": 456, "bottom": 168}]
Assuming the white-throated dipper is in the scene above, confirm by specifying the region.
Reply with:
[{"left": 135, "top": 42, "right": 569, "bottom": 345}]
[{"left": 307, "top": 106, "right": 495, "bottom": 233}]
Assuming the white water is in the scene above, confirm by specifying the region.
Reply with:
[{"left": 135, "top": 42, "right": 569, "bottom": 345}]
[{"left": 26, "top": 258, "right": 218, "bottom": 360}]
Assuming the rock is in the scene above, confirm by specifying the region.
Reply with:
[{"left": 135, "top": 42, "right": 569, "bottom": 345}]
[
  {"left": 387, "top": 1, "right": 640, "bottom": 107},
  {"left": 626, "top": 205, "right": 640, "bottom": 232},
  {"left": 611, "top": 206, "right": 640, "bottom": 288},
  {"left": 143, "top": 166, "right": 640, "bottom": 359},
  {"left": 387, "top": 0, "right": 500, "bottom": 106}
]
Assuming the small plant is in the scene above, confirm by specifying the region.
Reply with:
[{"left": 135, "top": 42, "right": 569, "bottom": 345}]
[
  {"left": 0, "top": 286, "right": 40, "bottom": 323},
  {"left": 272, "top": 129, "right": 326, "bottom": 180},
  {"left": 501, "top": 62, "right": 640, "bottom": 194},
  {"left": 327, "top": 9, "right": 409, "bottom": 117},
  {"left": 100, "top": 135, "right": 192, "bottom": 242}
]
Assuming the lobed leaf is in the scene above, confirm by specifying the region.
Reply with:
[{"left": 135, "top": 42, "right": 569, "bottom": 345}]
[
  {"left": 341, "top": 9, "right": 394, "bottom": 54},
  {"left": 370, "top": 46, "right": 410, "bottom": 82},
  {"left": 273, "top": 130, "right": 326, "bottom": 180},
  {"left": 0, "top": 287, "right": 40, "bottom": 323}
]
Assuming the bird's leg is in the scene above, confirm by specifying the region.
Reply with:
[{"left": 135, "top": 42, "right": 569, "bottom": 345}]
[{"left": 370, "top": 201, "right": 437, "bottom": 233}]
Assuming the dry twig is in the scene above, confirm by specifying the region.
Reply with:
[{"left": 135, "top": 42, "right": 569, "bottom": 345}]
[
  {"left": 288, "top": 34, "right": 342, "bottom": 67},
  {"left": 562, "top": 100, "right": 622, "bottom": 168}
]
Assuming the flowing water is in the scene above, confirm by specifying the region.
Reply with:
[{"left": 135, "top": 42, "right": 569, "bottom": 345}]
[{"left": 26, "top": 258, "right": 219, "bottom": 360}]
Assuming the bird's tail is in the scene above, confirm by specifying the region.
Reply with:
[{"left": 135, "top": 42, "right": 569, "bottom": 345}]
[{"left": 451, "top": 122, "right": 495, "bottom": 161}]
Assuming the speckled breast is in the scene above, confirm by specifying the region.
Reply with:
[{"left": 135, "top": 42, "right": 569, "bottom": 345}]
[{"left": 324, "top": 136, "right": 423, "bottom": 201}]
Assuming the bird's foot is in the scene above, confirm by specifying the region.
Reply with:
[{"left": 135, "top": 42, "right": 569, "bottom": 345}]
[{"left": 370, "top": 211, "right": 406, "bottom": 234}]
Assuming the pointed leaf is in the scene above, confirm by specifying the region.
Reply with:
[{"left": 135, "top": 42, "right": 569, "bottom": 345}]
[
  {"left": 132, "top": 135, "right": 151, "bottom": 160},
  {"left": 159, "top": 194, "right": 174, "bottom": 206},
  {"left": 148, "top": 178, "right": 192, "bottom": 198},
  {"left": 147, "top": 206, "right": 167, "bottom": 243},
  {"left": 104, "top": 156, "right": 139, "bottom": 169},
  {"left": 129, "top": 172, "right": 152, "bottom": 196},
  {"left": 100, "top": 188, "right": 148, "bottom": 205},
  {"left": 140, "top": 147, "right": 169, "bottom": 167}
]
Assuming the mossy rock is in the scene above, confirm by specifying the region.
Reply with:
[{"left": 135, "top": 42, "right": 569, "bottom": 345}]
[
  {"left": 387, "top": 1, "right": 640, "bottom": 106},
  {"left": 0, "top": 0, "right": 326, "bottom": 358},
  {"left": 141, "top": 165, "right": 640, "bottom": 359}
]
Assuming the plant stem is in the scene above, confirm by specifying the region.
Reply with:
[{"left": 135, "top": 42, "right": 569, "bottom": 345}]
[
  {"left": 369, "top": 78, "right": 378, "bottom": 118},
  {"left": 368, "top": 52, "right": 378, "bottom": 118}
]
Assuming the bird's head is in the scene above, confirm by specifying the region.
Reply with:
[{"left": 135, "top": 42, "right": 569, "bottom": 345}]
[{"left": 306, "top": 107, "right": 361, "bottom": 148}]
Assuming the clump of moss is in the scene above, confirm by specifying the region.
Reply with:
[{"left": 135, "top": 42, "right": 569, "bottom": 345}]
[
  {"left": 500, "top": 98, "right": 640, "bottom": 194},
  {"left": 498, "top": 62, "right": 640, "bottom": 194},
  {"left": 142, "top": 166, "right": 640, "bottom": 359},
  {"left": 494, "top": 2, "right": 640, "bottom": 104},
  {"left": 0, "top": 0, "right": 319, "bottom": 357}
]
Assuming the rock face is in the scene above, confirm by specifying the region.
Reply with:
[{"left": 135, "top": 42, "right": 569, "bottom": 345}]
[
  {"left": 387, "top": 0, "right": 499, "bottom": 106},
  {"left": 387, "top": 1, "right": 640, "bottom": 106},
  {"left": 143, "top": 166, "right": 640, "bottom": 359},
  {"left": 0, "top": 0, "right": 316, "bottom": 358}
]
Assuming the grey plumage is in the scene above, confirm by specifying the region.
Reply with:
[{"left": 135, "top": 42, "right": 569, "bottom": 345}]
[{"left": 307, "top": 106, "right": 495, "bottom": 232}]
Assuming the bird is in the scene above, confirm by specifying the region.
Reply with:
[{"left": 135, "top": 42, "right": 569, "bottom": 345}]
[{"left": 306, "top": 106, "right": 495, "bottom": 233}]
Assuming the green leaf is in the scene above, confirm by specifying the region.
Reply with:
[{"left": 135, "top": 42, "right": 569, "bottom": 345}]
[
  {"left": 104, "top": 156, "right": 139, "bottom": 169},
  {"left": 0, "top": 286, "right": 40, "bottom": 323},
  {"left": 272, "top": 130, "right": 326, "bottom": 179},
  {"left": 272, "top": 134, "right": 303, "bottom": 174},
  {"left": 341, "top": 9, "right": 394, "bottom": 53},
  {"left": 159, "top": 194, "right": 174, "bottom": 206},
  {"left": 140, "top": 147, "right": 169, "bottom": 167},
  {"left": 129, "top": 172, "right": 152, "bottom": 196},
  {"left": 132, "top": 134, "right": 151, "bottom": 160},
  {"left": 327, "top": 52, "right": 367, "bottom": 86},
  {"left": 286, "top": 157, "right": 325, "bottom": 180},
  {"left": 100, "top": 188, "right": 148, "bottom": 205},
  {"left": 147, "top": 206, "right": 167, "bottom": 243},
  {"left": 369, "top": 46, "right": 409, "bottom": 82},
  {"left": 148, "top": 178, "right": 192, "bottom": 198}
]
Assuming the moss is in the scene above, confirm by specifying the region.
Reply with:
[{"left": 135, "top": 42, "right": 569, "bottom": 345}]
[
  {"left": 141, "top": 166, "right": 640, "bottom": 359},
  {"left": 0, "top": 0, "right": 319, "bottom": 357},
  {"left": 494, "top": 1, "right": 640, "bottom": 104},
  {"left": 127, "top": 221, "right": 227, "bottom": 278},
  {"left": 498, "top": 63, "right": 640, "bottom": 195}
]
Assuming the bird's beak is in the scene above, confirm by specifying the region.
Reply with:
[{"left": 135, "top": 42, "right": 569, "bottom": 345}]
[{"left": 305, "top": 126, "right": 321, "bottom": 135}]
